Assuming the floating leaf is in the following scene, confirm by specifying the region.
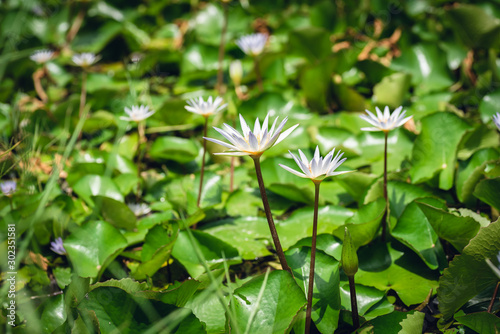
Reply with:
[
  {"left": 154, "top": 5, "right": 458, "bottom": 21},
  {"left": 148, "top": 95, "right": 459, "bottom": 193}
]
[
  {"left": 72, "top": 175, "right": 124, "bottom": 205},
  {"left": 474, "top": 177, "right": 500, "bottom": 212},
  {"left": 418, "top": 202, "right": 480, "bottom": 252},
  {"left": 171, "top": 230, "right": 240, "bottom": 278},
  {"left": 149, "top": 136, "right": 199, "bottom": 163},
  {"left": 93, "top": 196, "right": 137, "bottom": 230},
  {"left": 231, "top": 270, "right": 306, "bottom": 334},
  {"left": 285, "top": 247, "right": 341, "bottom": 332},
  {"left": 64, "top": 220, "right": 128, "bottom": 278},
  {"left": 410, "top": 112, "right": 472, "bottom": 190},
  {"left": 438, "top": 218, "right": 500, "bottom": 321}
]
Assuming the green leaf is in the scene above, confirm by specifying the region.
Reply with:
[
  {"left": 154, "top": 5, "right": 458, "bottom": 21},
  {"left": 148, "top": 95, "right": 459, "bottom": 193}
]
[
  {"left": 392, "top": 199, "right": 446, "bottom": 270},
  {"left": 260, "top": 156, "right": 314, "bottom": 204},
  {"left": 342, "top": 227, "right": 358, "bottom": 276},
  {"left": 457, "top": 124, "right": 500, "bottom": 160},
  {"left": 398, "top": 311, "right": 425, "bottom": 334},
  {"left": 373, "top": 72, "right": 411, "bottom": 108},
  {"left": 93, "top": 196, "right": 137, "bottom": 230},
  {"left": 418, "top": 202, "right": 480, "bottom": 252},
  {"left": 447, "top": 4, "right": 500, "bottom": 49},
  {"left": 64, "top": 220, "right": 128, "bottom": 278},
  {"left": 456, "top": 148, "right": 500, "bottom": 204},
  {"left": 41, "top": 294, "right": 66, "bottom": 334},
  {"left": 89, "top": 278, "right": 149, "bottom": 294},
  {"left": 339, "top": 284, "right": 393, "bottom": 319},
  {"left": 181, "top": 44, "right": 218, "bottom": 73},
  {"left": 332, "top": 198, "right": 385, "bottom": 248},
  {"left": 132, "top": 223, "right": 179, "bottom": 280},
  {"left": 365, "top": 311, "right": 408, "bottom": 333},
  {"left": 149, "top": 136, "right": 199, "bottom": 163},
  {"left": 480, "top": 88, "right": 500, "bottom": 122},
  {"left": 202, "top": 217, "right": 272, "bottom": 259},
  {"left": 288, "top": 26, "right": 332, "bottom": 62},
  {"left": 53, "top": 267, "right": 72, "bottom": 289},
  {"left": 278, "top": 205, "right": 354, "bottom": 250},
  {"left": 72, "top": 175, "right": 124, "bottom": 205},
  {"left": 438, "top": 218, "right": 500, "bottom": 320},
  {"left": 184, "top": 288, "right": 226, "bottom": 334},
  {"left": 171, "top": 230, "right": 240, "bottom": 278},
  {"left": 231, "top": 270, "right": 306, "bottom": 334},
  {"left": 356, "top": 241, "right": 439, "bottom": 305},
  {"left": 410, "top": 112, "right": 472, "bottom": 190},
  {"left": 285, "top": 247, "right": 341, "bottom": 333},
  {"left": 474, "top": 177, "right": 500, "bottom": 212},
  {"left": 391, "top": 44, "right": 454, "bottom": 95},
  {"left": 78, "top": 287, "right": 205, "bottom": 333},
  {"left": 192, "top": 3, "right": 223, "bottom": 46},
  {"left": 455, "top": 312, "right": 500, "bottom": 334}
]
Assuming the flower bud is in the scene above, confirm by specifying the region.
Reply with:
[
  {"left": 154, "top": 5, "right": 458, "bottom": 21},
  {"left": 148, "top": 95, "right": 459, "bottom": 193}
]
[
  {"left": 341, "top": 227, "right": 358, "bottom": 276},
  {"left": 229, "top": 60, "right": 243, "bottom": 86}
]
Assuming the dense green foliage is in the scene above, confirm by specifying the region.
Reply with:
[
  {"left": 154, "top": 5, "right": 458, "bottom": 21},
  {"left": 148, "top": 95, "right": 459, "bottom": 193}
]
[{"left": 1, "top": 0, "right": 500, "bottom": 333}]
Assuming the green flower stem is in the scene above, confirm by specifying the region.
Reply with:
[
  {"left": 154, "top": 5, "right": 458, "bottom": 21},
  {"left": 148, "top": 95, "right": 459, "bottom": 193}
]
[
  {"left": 229, "top": 156, "right": 235, "bottom": 192},
  {"left": 79, "top": 71, "right": 87, "bottom": 119},
  {"left": 254, "top": 56, "right": 263, "bottom": 92},
  {"left": 216, "top": 2, "right": 228, "bottom": 94},
  {"left": 382, "top": 130, "right": 389, "bottom": 241},
  {"left": 77, "top": 71, "right": 87, "bottom": 140},
  {"left": 305, "top": 181, "right": 321, "bottom": 334},
  {"left": 135, "top": 121, "right": 147, "bottom": 201},
  {"left": 252, "top": 155, "right": 293, "bottom": 276},
  {"left": 348, "top": 275, "right": 360, "bottom": 329},
  {"left": 197, "top": 116, "right": 209, "bottom": 207},
  {"left": 487, "top": 281, "right": 500, "bottom": 313}
]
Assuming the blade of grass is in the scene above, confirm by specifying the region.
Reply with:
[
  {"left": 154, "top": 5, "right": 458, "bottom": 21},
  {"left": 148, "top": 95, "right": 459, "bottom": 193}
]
[{"left": 244, "top": 267, "right": 270, "bottom": 334}]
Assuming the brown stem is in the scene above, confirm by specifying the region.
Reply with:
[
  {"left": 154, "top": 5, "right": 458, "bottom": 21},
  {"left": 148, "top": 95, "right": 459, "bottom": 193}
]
[
  {"left": 197, "top": 116, "right": 209, "bottom": 207},
  {"left": 254, "top": 57, "right": 263, "bottom": 92},
  {"left": 252, "top": 156, "right": 293, "bottom": 276},
  {"left": 216, "top": 2, "right": 228, "bottom": 94},
  {"left": 348, "top": 275, "right": 360, "bottom": 329},
  {"left": 487, "top": 281, "right": 500, "bottom": 313},
  {"left": 382, "top": 131, "right": 388, "bottom": 242},
  {"left": 65, "top": 8, "right": 86, "bottom": 47},
  {"left": 33, "top": 68, "right": 48, "bottom": 103},
  {"left": 305, "top": 182, "right": 321, "bottom": 334}
]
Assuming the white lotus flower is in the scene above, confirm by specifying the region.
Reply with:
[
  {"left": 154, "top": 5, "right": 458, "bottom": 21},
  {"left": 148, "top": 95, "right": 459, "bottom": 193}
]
[
  {"left": 279, "top": 146, "right": 350, "bottom": 181},
  {"left": 120, "top": 105, "right": 155, "bottom": 122},
  {"left": 360, "top": 106, "right": 412, "bottom": 132},
  {"left": 30, "top": 49, "right": 54, "bottom": 64},
  {"left": 185, "top": 96, "right": 227, "bottom": 117},
  {"left": 127, "top": 203, "right": 152, "bottom": 216},
  {"left": 493, "top": 112, "right": 500, "bottom": 131},
  {"left": 72, "top": 52, "right": 100, "bottom": 67},
  {"left": 229, "top": 60, "right": 243, "bottom": 86},
  {"left": 205, "top": 112, "right": 298, "bottom": 157},
  {"left": 50, "top": 237, "right": 67, "bottom": 255},
  {"left": 1, "top": 180, "right": 16, "bottom": 196},
  {"left": 236, "top": 33, "right": 268, "bottom": 57}
]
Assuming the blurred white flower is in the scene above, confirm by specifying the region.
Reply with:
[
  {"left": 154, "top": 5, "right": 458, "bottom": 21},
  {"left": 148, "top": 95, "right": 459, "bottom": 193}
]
[
  {"left": 50, "top": 237, "right": 67, "bottom": 255},
  {"left": 127, "top": 203, "right": 152, "bottom": 217},
  {"left": 72, "top": 52, "right": 100, "bottom": 67},
  {"left": 185, "top": 96, "right": 227, "bottom": 118},
  {"left": 30, "top": 49, "right": 54, "bottom": 64},
  {"left": 205, "top": 112, "right": 298, "bottom": 157},
  {"left": 120, "top": 105, "right": 155, "bottom": 122},
  {"left": 279, "top": 146, "right": 351, "bottom": 181},
  {"left": 493, "top": 112, "right": 500, "bottom": 131},
  {"left": 236, "top": 33, "right": 268, "bottom": 57},
  {"left": 360, "top": 106, "right": 412, "bottom": 132},
  {"left": 229, "top": 60, "right": 243, "bottom": 86},
  {"left": 1, "top": 180, "right": 16, "bottom": 196}
]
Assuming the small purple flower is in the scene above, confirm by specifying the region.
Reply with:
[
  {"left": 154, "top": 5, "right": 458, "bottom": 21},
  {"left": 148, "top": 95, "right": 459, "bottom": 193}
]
[
  {"left": 50, "top": 237, "right": 67, "bottom": 255},
  {"left": 1, "top": 180, "right": 16, "bottom": 196}
]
